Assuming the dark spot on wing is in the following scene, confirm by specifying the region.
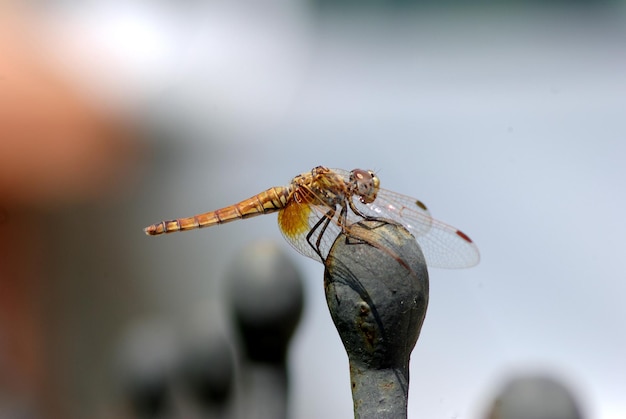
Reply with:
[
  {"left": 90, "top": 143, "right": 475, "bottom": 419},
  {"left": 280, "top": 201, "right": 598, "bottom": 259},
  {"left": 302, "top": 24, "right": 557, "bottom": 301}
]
[
  {"left": 456, "top": 229, "right": 473, "bottom": 243},
  {"left": 415, "top": 200, "right": 428, "bottom": 211}
]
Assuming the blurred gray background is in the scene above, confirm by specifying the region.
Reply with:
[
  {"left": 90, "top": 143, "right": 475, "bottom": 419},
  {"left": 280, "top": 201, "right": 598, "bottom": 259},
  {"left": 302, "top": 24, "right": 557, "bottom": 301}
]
[{"left": 1, "top": 0, "right": 624, "bottom": 418}]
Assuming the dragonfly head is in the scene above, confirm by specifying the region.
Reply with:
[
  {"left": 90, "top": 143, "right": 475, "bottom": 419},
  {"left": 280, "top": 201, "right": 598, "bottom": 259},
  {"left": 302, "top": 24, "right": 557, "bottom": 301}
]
[{"left": 350, "top": 169, "right": 380, "bottom": 204}]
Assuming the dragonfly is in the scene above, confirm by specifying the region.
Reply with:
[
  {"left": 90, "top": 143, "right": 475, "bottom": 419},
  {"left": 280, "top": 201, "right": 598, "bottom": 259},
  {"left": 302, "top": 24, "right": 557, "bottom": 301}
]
[{"left": 144, "top": 166, "right": 480, "bottom": 269}]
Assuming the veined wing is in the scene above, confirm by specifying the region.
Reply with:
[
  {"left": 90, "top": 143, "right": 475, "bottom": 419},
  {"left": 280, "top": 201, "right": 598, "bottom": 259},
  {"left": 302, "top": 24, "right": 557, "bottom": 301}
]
[
  {"left": 277, "top": 167, "right": 480, "bottom": 269},
  {"left": 352, "top": 188, "right": 480, "bottom": 269}
]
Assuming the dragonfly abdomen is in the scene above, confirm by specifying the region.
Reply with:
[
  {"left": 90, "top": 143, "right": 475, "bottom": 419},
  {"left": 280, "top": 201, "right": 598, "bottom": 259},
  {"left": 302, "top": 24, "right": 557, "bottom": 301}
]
[{"left": 144, "top": 186, "right": 291, "bottom": 236}]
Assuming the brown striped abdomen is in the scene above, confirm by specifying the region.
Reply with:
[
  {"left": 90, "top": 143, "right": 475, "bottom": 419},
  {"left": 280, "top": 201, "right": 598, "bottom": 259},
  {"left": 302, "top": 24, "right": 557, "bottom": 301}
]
[{"left": 144, "top": 186, "right": 292, "bottom": 236}]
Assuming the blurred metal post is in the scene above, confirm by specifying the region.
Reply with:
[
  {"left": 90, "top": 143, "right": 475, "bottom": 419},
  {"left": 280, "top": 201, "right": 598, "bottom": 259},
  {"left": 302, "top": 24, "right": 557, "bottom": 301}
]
[
  {"left": 178, "top": 328, "right": 235, "bottom": 419},
  {"left": 324, "top": 220, "right": 429, "bottom": 419},
  {"left": 116, "top": 320, "right": 180, "bottom": 419},
  {"left": 226, "top": 241, "right": 304, "bottom": 419},
  {"left": 484, "top": 373, "right": 584, "bottom": 419}
]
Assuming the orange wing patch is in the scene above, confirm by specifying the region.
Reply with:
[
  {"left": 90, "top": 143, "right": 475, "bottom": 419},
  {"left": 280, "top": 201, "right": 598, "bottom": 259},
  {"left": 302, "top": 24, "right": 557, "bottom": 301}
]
[{"left": 278, "top": 201, "right": 311, "bottom": 239}]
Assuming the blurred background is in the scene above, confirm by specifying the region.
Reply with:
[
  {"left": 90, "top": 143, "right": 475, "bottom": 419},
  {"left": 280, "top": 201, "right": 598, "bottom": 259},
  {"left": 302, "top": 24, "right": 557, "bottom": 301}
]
[{"left": 1, "top": 0, "right": 625, "bottom": 418}]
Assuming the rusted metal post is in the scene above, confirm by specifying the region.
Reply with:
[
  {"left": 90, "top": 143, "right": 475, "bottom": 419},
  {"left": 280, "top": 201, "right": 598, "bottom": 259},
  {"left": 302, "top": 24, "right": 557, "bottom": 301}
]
[
  {"left": 324, "top": 220, "right": 429, "bottom": 419},
  {"left": 226, "top": 241, "right": 304, "bottom": 419}
]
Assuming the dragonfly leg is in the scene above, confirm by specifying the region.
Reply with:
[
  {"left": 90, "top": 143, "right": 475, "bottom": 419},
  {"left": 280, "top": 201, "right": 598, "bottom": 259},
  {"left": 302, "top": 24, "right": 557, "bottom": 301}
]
[
  {"left": 306, "top": 207, "right": 335, "bottom": 262},
  {"left": 337, "top": 203, "right": 364, "bottom": 247},
  {"left": 348, "top": 199, "right": 377, "bottom": 221},
  {"left": 344, "top": 200, "right": 395, "bottom": 243}
]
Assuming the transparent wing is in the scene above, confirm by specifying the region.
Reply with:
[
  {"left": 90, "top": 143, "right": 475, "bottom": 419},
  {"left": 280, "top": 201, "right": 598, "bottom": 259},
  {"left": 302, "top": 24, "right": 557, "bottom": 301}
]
[
  {"left": 278, "top": 168, "right": 480, "bottom": 269},
  {"left": 277, "top": 193, "right": 345, "bottom": 264},
  {"left": 364, "top": 188, "right": 434, "bottom": 236},
  {"left": 352, "top": 188, "right": 480, "bottom": 269}
]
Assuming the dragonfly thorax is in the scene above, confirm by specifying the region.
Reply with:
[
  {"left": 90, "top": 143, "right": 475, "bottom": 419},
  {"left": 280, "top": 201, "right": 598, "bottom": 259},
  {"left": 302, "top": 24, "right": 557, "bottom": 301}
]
[
  {"left": 291, "top": 166, "right": 347, "bottom": 208},
  {"left": 349, "top": 169, "right": 380, "bottom": 204}
]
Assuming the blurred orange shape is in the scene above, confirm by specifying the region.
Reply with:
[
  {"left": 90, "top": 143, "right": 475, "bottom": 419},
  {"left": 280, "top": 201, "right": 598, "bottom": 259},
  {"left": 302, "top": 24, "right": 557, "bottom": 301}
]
[{"left": 0, "top": 7, "right": 140, "bottom": 208}]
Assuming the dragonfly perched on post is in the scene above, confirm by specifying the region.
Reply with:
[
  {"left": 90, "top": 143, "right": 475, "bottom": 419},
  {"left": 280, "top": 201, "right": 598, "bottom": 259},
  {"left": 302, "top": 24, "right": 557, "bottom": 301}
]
[{"left": 144, "top": 166, "right": 480, "bottom": 269}]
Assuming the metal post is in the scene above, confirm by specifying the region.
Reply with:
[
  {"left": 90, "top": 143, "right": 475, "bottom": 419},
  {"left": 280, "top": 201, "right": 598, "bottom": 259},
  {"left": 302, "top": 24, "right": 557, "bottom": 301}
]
[
  {"left": 324, "top": 220, "right": 429, "bottom": 419},
  {"left": 485, "top": 374, "right": 584, "bottom": 419},
  {"left": 226, "top": 241, "right": 304, "bottom": 419},
  {"left": 117, "top": 320, "right": 179, "bottom": 419},
  {"left": 178, "top": 328, "right": 235, "bottom": 418}
]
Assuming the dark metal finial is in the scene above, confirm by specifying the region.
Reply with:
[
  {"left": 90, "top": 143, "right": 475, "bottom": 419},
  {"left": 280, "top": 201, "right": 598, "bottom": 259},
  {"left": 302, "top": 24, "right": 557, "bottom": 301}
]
[
  {"left": 324, "top": 219, "right": 429, "bottom": 419},
  {"left": 226, "top": 241, "right": 304, "bottom": 419},
  {"left": 484, "top": 374, "right": 584, "bottom": 419}
]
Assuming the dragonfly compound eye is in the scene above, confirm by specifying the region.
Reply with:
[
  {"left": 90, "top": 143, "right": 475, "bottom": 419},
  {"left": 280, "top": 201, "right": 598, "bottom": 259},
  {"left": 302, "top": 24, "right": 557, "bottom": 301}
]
[{"left": 350, "top": 169, "right": 380, "bottom": 204}]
